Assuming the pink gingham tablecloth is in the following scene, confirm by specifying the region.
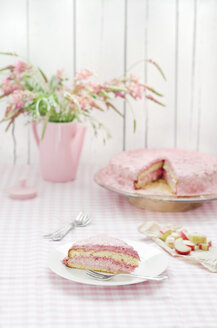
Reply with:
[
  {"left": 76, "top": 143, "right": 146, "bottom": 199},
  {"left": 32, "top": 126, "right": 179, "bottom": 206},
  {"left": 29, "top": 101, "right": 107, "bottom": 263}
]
[{"left": 1, "top": 164, "right": 217, "bottom": 328}]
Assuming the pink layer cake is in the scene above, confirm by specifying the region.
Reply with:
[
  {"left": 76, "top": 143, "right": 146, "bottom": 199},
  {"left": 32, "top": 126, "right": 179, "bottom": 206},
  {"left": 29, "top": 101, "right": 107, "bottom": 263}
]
[
  {"left": 97, "top": 148, "right": 217, "bottom": 196},
  {"left": 62, "top": 235, "right": 140, "bottom": 274}
]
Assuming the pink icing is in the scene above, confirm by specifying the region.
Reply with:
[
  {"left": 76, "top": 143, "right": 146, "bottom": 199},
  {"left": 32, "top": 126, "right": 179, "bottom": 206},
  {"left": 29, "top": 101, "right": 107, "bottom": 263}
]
[
  {"left": 69, "top": 234, "right": 140, "bottom": 260},
  {"left": 97, "top": 148, "right": 217, "bottom": 196},
  {"left": 63, "top": 256, "right": 138, "bottom": 273}
]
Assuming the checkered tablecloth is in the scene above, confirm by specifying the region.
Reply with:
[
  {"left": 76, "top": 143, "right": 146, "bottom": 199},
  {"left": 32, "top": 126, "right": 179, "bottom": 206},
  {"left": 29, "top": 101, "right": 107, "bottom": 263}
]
[{"left": 1, "top": 164, "right": 217, "bottom": 328}]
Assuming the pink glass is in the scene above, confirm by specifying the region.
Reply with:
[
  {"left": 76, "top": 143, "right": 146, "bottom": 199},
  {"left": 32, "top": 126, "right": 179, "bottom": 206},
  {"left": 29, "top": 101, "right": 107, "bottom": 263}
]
[{"left": 32, "top": 121, "right": 86, "bottom": 182}]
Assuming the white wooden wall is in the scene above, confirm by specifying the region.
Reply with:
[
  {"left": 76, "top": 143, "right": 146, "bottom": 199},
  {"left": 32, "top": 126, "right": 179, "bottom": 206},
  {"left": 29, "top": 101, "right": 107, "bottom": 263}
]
[{"left": 0, "top": 0, "right": 217, "bottom": 167}]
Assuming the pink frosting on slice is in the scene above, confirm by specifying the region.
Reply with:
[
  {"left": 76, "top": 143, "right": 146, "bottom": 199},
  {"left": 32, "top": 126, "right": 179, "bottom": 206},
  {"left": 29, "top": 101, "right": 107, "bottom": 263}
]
[
  {"left": 69, "top": 234, "right": 140, "bottom": 260},
  {"left": 97, "top": 148, "right": 217, "bottom": 196}
]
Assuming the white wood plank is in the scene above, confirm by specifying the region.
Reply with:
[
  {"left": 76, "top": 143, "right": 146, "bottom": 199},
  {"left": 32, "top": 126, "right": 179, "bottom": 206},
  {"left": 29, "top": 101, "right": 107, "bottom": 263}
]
[
  {"left": 0, "top": 0, "right": 27, "bottom": 164},
  {"left": 76, "top": 0, "right": 125, "bottom": 166},
  {"left": 192, "top": 0, "right": 217, "bottom": 156},
  {"left": 125, "top": 0, "right": 148, "bottom": 150},
  {"left": 176, "top": 0, "right": 195, "bottom": 149},
  {"left": 146, "top": 0, "right": 176, "bottom": 149},
  {"left": 28, "top": 0, "right": 74, "bottom": 163}
]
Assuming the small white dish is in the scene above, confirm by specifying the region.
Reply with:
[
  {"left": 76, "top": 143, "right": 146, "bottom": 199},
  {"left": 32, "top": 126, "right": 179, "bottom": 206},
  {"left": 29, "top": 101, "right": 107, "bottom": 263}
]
[{"left": 48, "top": 239, "right": 168, "bottom": 286}]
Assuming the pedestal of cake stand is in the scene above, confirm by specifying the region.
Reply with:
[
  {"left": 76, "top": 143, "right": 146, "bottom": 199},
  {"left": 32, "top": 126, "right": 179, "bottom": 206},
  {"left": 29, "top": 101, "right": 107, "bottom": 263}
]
[{"left": 128, "top": 198, "right": 202, "bottom": 212}]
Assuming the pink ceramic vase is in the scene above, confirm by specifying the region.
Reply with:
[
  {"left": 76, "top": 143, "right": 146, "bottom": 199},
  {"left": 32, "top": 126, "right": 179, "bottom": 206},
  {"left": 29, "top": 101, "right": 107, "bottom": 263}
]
[{"left": 32, "top": 121, "right": 86, "bottom": 182}]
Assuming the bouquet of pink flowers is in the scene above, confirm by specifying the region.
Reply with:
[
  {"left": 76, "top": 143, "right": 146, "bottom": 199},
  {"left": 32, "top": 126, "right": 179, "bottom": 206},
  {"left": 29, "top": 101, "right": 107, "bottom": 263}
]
[{"left": 0, "top": 52, "right": 165, "bottom": 139}]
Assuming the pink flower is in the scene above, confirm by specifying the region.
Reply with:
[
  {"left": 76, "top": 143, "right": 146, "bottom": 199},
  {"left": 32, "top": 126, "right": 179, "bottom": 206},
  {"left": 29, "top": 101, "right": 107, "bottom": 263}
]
[
  {"left": 115, "top": 91, "right": 125, "bottom": 98},
  {"left": 68, "top": 94, "right": 94, "bottom": 111},
  {"left": 129, "top": 74, "right": 140, "bottom": 82},
  {"left": 14, "top": 61, "right": 29, "bottom": 74},
  {"left": 11, "top": 90, "right": 33, "bottom": 109},
  {"left": 109, "top": 78, "right": 119, "bottom": 85},
  {"left": 127, "top": 82, "right": 143, "bottom": 99},
  {"left": 78, "top": 96, "right": 91, "bottom": 110},
  {"left": 11, "top": 91, "right": 25, "bottom": 109},
  {"left": 56, "top": 69, "right": 65, "bottom": 81},
  {"left": 73, "top": 81, "right": 86, "bottom": 91},
  {"left": 88, "top": 81, "right": 101, "bottom": 94},
  {"left": 86, "top": 96, "right": 96, "bottom": 107},
  {"left": 12, "top": 96, "right": 24, "bottom": 109},
  {"left": 1, "top": 78, "right": 21, "bottom": 94},
  {"left": 74, "top": 69, "right": 93, "bottom": 81}
]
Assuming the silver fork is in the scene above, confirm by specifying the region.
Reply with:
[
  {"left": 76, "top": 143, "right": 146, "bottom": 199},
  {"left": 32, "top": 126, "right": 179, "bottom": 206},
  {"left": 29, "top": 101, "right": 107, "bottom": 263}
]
[
  {"left": 86, "top": 270, "right": 168, "bottom": 281},
  {"left": 43, "top": 212, "right": 91, "bottom": 241}
]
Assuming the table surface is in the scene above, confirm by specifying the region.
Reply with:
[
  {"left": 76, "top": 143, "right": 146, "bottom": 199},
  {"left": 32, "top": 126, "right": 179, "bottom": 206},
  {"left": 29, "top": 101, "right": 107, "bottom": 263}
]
[{"left": 1, "top": 164, "right": 217, "bottom": 328}]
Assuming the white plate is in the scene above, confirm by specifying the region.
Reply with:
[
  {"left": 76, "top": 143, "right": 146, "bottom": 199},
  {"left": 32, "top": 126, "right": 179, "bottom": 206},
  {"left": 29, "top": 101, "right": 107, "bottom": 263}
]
[{"left": 48, "top": 240, "right": 168, "bottom": 286}]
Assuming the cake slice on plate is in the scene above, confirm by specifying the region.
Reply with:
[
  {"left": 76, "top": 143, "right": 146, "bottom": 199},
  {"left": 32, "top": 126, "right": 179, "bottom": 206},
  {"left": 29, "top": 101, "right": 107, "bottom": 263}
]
[{"left": 62, "top": 235, "right": 140, "bottom": 274}]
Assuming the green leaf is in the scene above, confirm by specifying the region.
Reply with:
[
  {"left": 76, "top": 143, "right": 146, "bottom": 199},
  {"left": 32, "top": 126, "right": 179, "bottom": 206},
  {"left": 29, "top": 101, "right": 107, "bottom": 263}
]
[
  {"left": 143, "top": 85, "right": 163, "bottom": 97},
  {"left": 106, "top": 102, "right": 124, "bottom": 117},
  {"left": 99, "top": 90, "right": 111, "bottom": 99},
  {"left": 148, "top": 59, "right": 167, "bottom": 81},
  {"left": 133, "top": 119, "right": 136, "bottom": 133},
  {"left": 38, "top": 67, "right": 48, "bottom": 83},
  {"left": 105, "top": 86, "right": 127, "bottom": 92},
  {"left": 49, "top": 76, "right": 59, "bottom": 93},
  {"left": 146, "top": 94, "right": 166, "bottom": 107},
  {"left": 24, "top": 78, "right": 34, "bottom": 91},
  {"left": 52, "top": 93, "right": 59, "bottom": 104},
  {"left": 0, "top": 52, "right": 18, "bottom": 57},
  {"left": 0, "top": 65, "right": 13, "bottom": 72},
  {"left": 41, "top": 115, "right": 49, "bottom": 139},
  {"left": 0, "top": 92, "right": 13, "bottom": 99},
  {"left": 126, "top": 58, "right": 166, "bottom": 81}
]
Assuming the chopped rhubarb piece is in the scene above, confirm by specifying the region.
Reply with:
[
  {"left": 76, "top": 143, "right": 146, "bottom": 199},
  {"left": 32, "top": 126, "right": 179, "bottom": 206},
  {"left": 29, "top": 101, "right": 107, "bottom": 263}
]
[
  {"left": 159, "top": 228, "right": 174, "bottom": 241},
  {"left": 165, "top": 236, "right": 175, "bottom": 249},
  {"left": 188, "top": 233, "right": 207, "bottom": 245},
  {"left": 179, "top": 231, "right": 189, "bottom": 240},
  {"left": 199, "top": 243, "right": 210, "bottom": 251},
  {"left": 183, "top": 240, "right": 195, "bottom": 251},
  {"left": 174, "top": 238, "right": 191, "bottom": 255}
]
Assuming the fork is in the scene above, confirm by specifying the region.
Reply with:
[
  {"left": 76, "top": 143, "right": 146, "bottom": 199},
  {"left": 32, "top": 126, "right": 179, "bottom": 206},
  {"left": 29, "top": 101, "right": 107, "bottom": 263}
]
[
  {"left": 43, "top": 212, "right": 91, "bottom": 241},
  {"left": 86, "top": 270, "right": 168, "bottom": 281}
]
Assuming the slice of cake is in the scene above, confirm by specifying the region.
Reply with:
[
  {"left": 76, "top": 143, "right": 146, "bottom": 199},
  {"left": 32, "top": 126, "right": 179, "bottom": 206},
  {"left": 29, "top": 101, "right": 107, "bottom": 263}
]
[
  {"left": 135, "top": 160, "right": 177, "bottom": 193},
  {"left": 62, "top": 235, "right": 140, "bottom": 274}
]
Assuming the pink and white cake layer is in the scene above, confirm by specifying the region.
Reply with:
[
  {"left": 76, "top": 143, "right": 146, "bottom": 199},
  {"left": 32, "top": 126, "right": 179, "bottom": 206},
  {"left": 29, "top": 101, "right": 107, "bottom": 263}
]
[
  {"left": 97, "top": 148, "right": 217, "bottom": 196},
  {"left": 63, "top": 235, "right": 140, "bottom": 274},
  {"left": 63, "top": 256, "right": 137, "bottom": 274}
]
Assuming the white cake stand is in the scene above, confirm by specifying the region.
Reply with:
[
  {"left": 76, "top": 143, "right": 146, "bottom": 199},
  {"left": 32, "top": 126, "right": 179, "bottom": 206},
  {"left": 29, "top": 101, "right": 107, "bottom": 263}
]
[{"left": 94, "top": 170, "right": 217, "bottom": 212}]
